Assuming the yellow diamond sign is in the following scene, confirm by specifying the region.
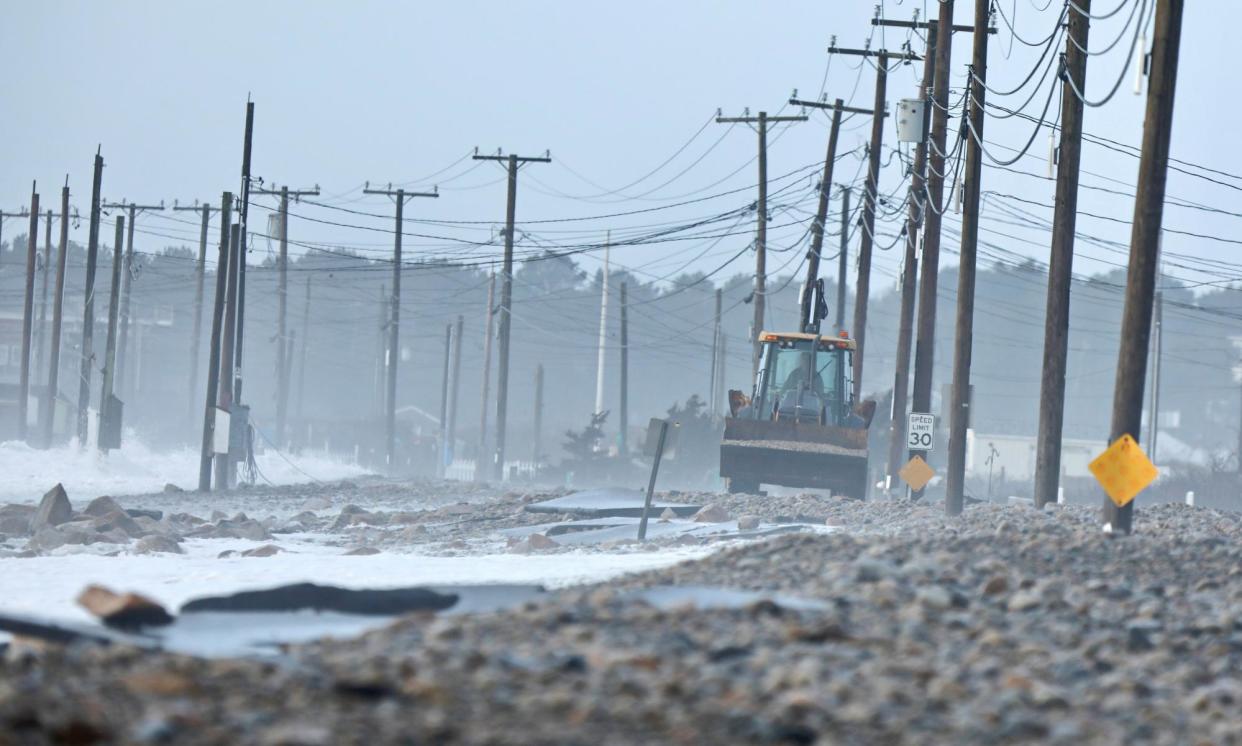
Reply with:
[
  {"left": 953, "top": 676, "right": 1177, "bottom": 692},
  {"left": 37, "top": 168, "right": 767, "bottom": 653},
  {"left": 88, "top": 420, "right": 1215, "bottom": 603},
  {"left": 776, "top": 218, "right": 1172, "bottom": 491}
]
[
  {"left": 899, "top": 455, "right": 935, "bottom": 491},
  {"left": 1089, "top": 433, "right": 1158, "bottom": 507}
]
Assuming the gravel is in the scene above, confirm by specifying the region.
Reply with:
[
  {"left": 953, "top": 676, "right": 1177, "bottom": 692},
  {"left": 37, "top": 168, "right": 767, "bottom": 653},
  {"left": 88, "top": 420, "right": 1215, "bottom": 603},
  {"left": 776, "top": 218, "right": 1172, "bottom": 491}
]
[{"left": 3, "top": 497, "right": 1242, "bottom": 744}]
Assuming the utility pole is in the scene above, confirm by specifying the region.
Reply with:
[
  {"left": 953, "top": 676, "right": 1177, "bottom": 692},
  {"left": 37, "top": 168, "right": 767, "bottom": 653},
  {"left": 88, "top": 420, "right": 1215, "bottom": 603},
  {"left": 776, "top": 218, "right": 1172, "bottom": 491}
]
[
  {"left": 709, "top": 287, "right": 722, "bottom": 416},
  {"left": 790, "top": 97, "right": 884, "bottom": 334},
  {"left": 362, "top": 183, "right": 439, "bottom": 474},
  {"left": 99, "top": 200, "right": 164, "bottom": 404},
  {"left": 619, "top": 281, "right": 629, "bottom": 456},
  {"left": 42, "top": 182, "right": 71, "bottom": 447},
  {"left": 593, "top": 232, "right": 610, "bottom": 420},
  {"left": 215, "top": 223, "right": 241, "bottom": 490},
  {"left": 715, "top": 110, "right": 807, "bottom": 376},
  {"left": 448, "top": 314, "right": 463, "bottom": 466},
  {"left": 199, "top": 193, "right": 232, "bottom": 491},
  {"left": 887, "top": 19, "right": 939, "bottom": 489},
  {"left": 836, "top": 186, "right": 850, "bottom": 330},
  {"left": 478, "top": 270, "right": 495, "bottom": 471},
  {"left": 944, "top": 0, "right": 992, "bottom": 516},
  {"left": 34, "top": 209, "right": 52, "bottom": 392},
  {"left": 78, "top": 153, "right": 104, "bottom": 446},
  {"left": 173, "top": 201, "right": 219, "bottom": 422},
  {"left": 788, "top": 97, "right": 844, "bottom": 333},
  {"left": 1104, "top": 0, "right": 1184, "bottom": 534},
  {"left": 909, "top": 0, "right": 957, "bottom": 489},
  {"left": 18, "top": 184, "right": 40, "bottom": 441},
  {"left": 252, "top": 184, "right": 319, "bottom": 446},
  {"left": 1034, "top": 1, "right": 1092, "bottom": 508},
  {"left": 438, "top": 322, "right": 452, "bottom": 476},
  {"left": 533, "top": 364, "right": 544, "bottom": 464},
  {"left": 99, "top": 214, "right": 124, "bottom": 452},
  {"left": 234, "top": 102, "right": 254, "bottom": 411},
  {"left": 471, "top": 150, "right": 551, "bottom": 480}
]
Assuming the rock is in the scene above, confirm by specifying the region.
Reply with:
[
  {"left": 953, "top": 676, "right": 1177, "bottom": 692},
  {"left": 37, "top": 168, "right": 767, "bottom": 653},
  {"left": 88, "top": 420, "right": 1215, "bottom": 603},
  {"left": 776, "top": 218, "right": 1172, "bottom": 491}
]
[
  {"left": 209, "top": 519, "right": 271, "bottom": 541},
  {"left": 659, "top": 507, "right": 677, "bottom": 523},
  {"left": 854, "top": 558, "right": 893, "bottom": 583},
  {"left": 398, "top": 525, "right": 429, "bottom": 541},
  {"left": 125, "top": 508, "right": 163, "bottom": 521},
  {"left": 528, "top": 533, "right": 559, "bottom": 550},
  {"left": 300, "top": 496, "right": 333, "bottom": 512},
  {"left": 916, "top": 586, "right": 953, "bottom": 611},
  {"left": 83, "top": 495, "right": 124, "bottom": 518},
  {"left": 29, "top": 484, "right": 72, "bottom": 532},
  {"left": 134, "top": 535, "right": 184, "bottom": 555},
  {"left": 76, "top": 585, "right": 173, "bottom": 630},
  {"left": 339, "top": 504, "right": 367, "bottom": 516},
  {"left": 737, "top": 515, "right": 761, "bottom": 531},
  {"left": 26, "top": 526, "right": 69, "bottom": 552},
  {"left": 93, "top": 510, "right": 145, "bottom": 539},
  {"left": 982, "top": 575, "right": 1010, "bottom": 596},
  {"left": 258, "top": 724, "right": 332, "bottom": 746},
  {"left": 344, "top": 546, "right": 381, "bottom": 556},
  {"left": 692, "top": 504, "right": 730, "bottom": 523},
  {"left": 241, "top": 544, "right": 283, "bottom": 557},
  {"left": 1007, "top": 589, "right": 1042, "bottom": 612},
  {"left": 162, "top": 483, "right": 184, "bottom": 493},
  {"left": 218, "top": 550, "right": 239, "bottom": 559},
  {"left": 210, "top": 510, "right": 226, "bottom": 522},
  {"left": 0, "top": 504, "right": 35, "bottom": 536}
]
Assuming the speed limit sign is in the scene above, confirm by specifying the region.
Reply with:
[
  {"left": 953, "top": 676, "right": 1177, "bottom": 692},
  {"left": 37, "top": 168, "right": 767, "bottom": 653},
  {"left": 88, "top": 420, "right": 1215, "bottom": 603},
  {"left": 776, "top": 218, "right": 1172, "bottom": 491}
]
[{"left": 907, "top": 413, "right": 935, "bottom": 451}]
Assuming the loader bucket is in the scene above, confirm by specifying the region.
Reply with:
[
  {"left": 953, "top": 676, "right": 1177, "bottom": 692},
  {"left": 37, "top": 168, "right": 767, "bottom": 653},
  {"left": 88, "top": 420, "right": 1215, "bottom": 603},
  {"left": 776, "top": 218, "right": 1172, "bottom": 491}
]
[{"left": 719, "top": 417, "right": 869, "bottom": 498}]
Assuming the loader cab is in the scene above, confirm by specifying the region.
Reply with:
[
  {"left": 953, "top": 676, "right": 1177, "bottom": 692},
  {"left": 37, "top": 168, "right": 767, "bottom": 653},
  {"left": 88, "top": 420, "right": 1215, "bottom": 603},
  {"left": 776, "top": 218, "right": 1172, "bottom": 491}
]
[{"left": 748, "top": 333, "right": 855, "bottom": 426}]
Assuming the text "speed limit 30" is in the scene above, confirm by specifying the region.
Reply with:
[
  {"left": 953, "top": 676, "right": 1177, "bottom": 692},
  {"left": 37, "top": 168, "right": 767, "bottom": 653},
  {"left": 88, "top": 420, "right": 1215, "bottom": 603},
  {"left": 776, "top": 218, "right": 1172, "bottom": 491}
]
[{"left": 907, "top": 413, "right": 935, "bottom": 451}]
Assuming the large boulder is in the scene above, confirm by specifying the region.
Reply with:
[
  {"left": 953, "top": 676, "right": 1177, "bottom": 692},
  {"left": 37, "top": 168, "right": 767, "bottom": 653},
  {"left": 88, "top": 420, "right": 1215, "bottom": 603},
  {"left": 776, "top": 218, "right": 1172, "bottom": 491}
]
[
  {"left": 83, "top": 495, "right": 125, "bottom": 518},
  {"left": 93, "top": 510, "right": 145, "bottom": 539},
  {"left": 29, "top": 484, "right": 72, "bottom": 532},
  {"left": 0, "top": 504, "right": 35, "bottom": 536}
]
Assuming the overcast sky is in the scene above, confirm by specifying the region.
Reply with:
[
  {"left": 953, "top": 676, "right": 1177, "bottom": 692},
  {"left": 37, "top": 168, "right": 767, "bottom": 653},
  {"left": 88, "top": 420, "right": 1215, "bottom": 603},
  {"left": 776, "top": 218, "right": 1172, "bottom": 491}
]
[{"left": 1, "top": 1, "right": 1236, "bottom": 294}]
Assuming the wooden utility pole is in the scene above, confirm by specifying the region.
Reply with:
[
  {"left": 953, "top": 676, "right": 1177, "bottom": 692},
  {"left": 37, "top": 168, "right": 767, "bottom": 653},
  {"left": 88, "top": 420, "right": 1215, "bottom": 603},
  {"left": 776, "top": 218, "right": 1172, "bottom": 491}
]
[
  {"left": 438, "top": 322, "right": 452, "bottom": 476},
  {"left": 471, "top": 150, "right": 551, "bottom": 480},
  {"left": 233, "top": 103, "right": 254, "bottom": 410},
  {"left": 593, "top": 233, "right": 610, "bottom": 419},
  {"left": 215, "top": 224, "right": 242, "bottom": 490},
  {"left": 478, "top": 270, "right": 495, "bottom": 469},
  {"left": 619, "top": 281, "right": 629, "bottom": 456},
  {"left": 944, "top": 0, "right": 992, "bottom": 516},
  {"left": 715, "top": 110, "right": 807, "bottom": 376},
  {"left": 41, "top": 182, "right": 71, "bottom": 447},
  {"left": 1104, "top": 0, "right": 1184, "bottom": 534},
  {"left": 789, "top": 97, "right": 844, "bottom": 333},
  {"left": 363, "top": 183, "right": 439, "bottom": 474},
  {"left": 850, "top": 51, "right": 892, "bottom": 397},
  {"left": 533, "top": 364, "right": 544, "bottom": 463},
  {"left": 887, "top": 20, "right": 939, "bottom": 488},
  {"left": 99, "top": 215, "right": 124, "bottom": 452},
  {"left": 709, "top": 287, "right": 722, "bottom": 416},
  {"left": 18, "top": 184, "right": 40, "bottom": 441},
  {"left": 1034, "top": 0, "right": 1092, "bottom": 508},
  {"left": 173, "top": 201, "right": 219, "bottom": 421},
  {"left": 252, "top": 184, "right": 319, "bottom": 445},
  {"left": 77, "top": 153, "right": 104, "bottom": 446},
  {"left": 836, "top": 186, "right": 850, "bottom": 330},
  {"left": 199, "top": 193, "right": 232, "bottom": 491},
  {"left": 909, "top": 0, "right": 957, "bottom": 486},
  {"left": 99, "top": 200, "right": 164, "bottom": 403},
  {"left": 33, "top": 209, "right": 52, "bottom": 391},
  {"left": 448, "top": 314, "right": 463, "bottom": 464}
]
